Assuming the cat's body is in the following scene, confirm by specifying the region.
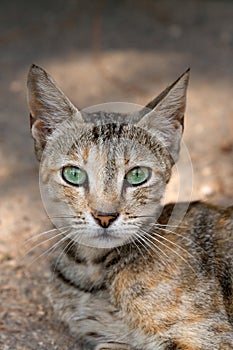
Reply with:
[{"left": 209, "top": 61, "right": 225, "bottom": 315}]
[
  {"left": 51, "top": 202, "right": 233, "bottom": 350},
  {"left": 27, "top": 65, "right": 233, "bottom": 349}
]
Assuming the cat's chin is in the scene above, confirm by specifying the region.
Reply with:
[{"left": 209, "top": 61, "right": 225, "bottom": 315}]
[{"left": 76, "top": 231, "right": 131, "bottom": 249}]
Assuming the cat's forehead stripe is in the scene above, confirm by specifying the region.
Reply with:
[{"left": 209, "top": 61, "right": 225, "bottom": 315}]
[
  {"left": 82, "top": 146, "right": 90, "bottom": 164},
  {"left": 72, "top": 123, "right": 169, "bottom": 158},
  {"left": 66, "top": 123, "right": 172, "bottom": 183},
  {"left": 68, "top": 150, "right": 79, "bottom": 162}
]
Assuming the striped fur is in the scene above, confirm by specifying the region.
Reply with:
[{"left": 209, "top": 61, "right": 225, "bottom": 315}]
[{"left": 28, "top": 65, "right": 233, "bottom": 349}]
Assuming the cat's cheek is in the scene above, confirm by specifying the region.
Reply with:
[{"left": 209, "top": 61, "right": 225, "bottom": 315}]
[
  {"left": 124, "top": 186, "right": 163, "bottom": 218},
  {"left": 40, "top": 160, "right": 58, "bottom": 184},
  {"left": 61, "top": 186, "right": 87, "bottom": 210}
]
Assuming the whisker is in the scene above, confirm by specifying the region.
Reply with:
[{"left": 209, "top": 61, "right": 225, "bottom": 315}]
[
  {"left": 21, "top": 225, "right": 73, "bottom": 248},
  {"left": 151, "top": 224, "right": 206, "bottom": 254},
  {"left": 135, "top": 233, "right": 163, "bottom": 262},
  {"left": 23, "top": 228, "right": 71, "bottom": 257},
  {"left": 52, "top": 238, "right": 76, "bottom": 277},
  {"left": 150, "top": 224, "right": 185, "bottom": 234},
  {"left": 130, "top": 234, "right": 152, "bottom": 260},
  {"left": 133, "top": 230, "right": 174, "bottom": 266},
  {"left": 26, "top": 231, "right": 74, "bottom": 266},
  {"left": 133, "top": 222, "right": 199, "bottom": 266},
  {"left": 134, "top": 223, "right": 195, "bottom": 272},
  {"left": 135, "top": 230, "right": 174, "bottom": 268},
  {"left": 146, "top": 230, "right": 195, "bottom": 261},
  {"left": 152, "top": 223, "right": 188, "bottom": 229},
  {"left": 136, "top": 216, "right": 188, "bottom": 229},
  {"left": 142, "top": 231, "right": 196, "bottom": 273},
  {"left": 129, "top": 238, "right": 144, "bottom": 259}
]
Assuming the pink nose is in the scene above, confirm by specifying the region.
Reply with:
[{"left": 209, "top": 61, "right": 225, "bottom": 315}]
[{"left": 91, "top": 211, "right": 119, "bottom": 228}]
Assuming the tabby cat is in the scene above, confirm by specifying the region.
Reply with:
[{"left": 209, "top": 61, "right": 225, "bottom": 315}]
[{"left": 27, "top": 64, "right": 233, "bottom": 349}]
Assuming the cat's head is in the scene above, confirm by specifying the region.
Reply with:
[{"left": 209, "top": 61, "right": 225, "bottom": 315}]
[{"left": 27, "top": 65, "right": 189, "bottom": 249}]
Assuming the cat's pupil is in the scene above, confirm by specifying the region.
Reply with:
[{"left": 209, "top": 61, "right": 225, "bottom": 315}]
[{"left": 132, "top": 168, "right": 142, "bottom": 178}]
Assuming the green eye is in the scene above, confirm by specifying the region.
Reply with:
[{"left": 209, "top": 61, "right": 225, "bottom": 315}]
[
  {"left": 125, "top": 167, "right": 151, "bottom": 186},
  {"left": 62, "top": 166, "right": 87, "bottom": 186}
]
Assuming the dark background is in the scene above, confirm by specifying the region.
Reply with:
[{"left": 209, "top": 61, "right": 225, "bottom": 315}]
[{"left": 0, "top": 1, "right": 232, "bottom": 348}]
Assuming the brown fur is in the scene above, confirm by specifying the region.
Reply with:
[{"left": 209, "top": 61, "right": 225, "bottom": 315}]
[{"left": 27, "top": 65, "right": 233, "bottom": 349}]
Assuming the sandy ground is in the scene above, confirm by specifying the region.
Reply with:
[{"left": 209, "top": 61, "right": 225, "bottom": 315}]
[{"left": 0, "top": 0, "right": 233, "bottom": 349}]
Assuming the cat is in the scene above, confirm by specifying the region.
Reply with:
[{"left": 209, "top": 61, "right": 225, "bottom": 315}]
[{"left": 27, "top": 64, "right": 233, "bottom": 350}]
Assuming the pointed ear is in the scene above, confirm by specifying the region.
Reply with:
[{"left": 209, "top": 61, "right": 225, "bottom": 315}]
[
  {"left": 137, "top": 69, "right": 190, "bottom": 164},
  {"left": 27, "top": 64, "right": 83, "bottom": 160}
]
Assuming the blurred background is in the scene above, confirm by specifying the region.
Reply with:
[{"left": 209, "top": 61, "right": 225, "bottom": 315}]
[{"left": 0, "top": 1, "right": 232, "bottom": 348}]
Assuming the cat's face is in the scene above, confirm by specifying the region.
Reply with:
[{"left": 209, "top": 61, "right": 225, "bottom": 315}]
[
  {"left": 28, "top": 65, "right": 189, "bottom": 249},
  {"left": 40, "top": 116, "right": 171, "bottom": 248}
]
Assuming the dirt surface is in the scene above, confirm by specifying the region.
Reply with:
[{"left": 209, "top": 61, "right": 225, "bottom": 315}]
[{"left": 0, "top": 0, "right": 233, "bottom": 349}]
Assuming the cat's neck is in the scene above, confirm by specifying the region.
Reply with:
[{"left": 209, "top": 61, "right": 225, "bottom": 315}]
[{"left": 76, "top": 244, "right": 112, "bottom": 263}]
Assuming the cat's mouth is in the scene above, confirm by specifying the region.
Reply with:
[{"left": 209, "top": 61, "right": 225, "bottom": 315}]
[
  {"left": 77, "top": 226, "right": 132, "bottom": 248},
  {"left": 92, "top": 228, "right": 124, "bottom": 241}
]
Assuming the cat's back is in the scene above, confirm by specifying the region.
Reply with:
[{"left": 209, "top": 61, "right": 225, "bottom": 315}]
[
  {"left": 158, "top": 200, "right": 233, "bottom": 275},
  {"left": 174, "top": 201, "right": 233, "bottom": 324},
  {"left": 159, "top": 200, "right": 233, "bottom": 245}
]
